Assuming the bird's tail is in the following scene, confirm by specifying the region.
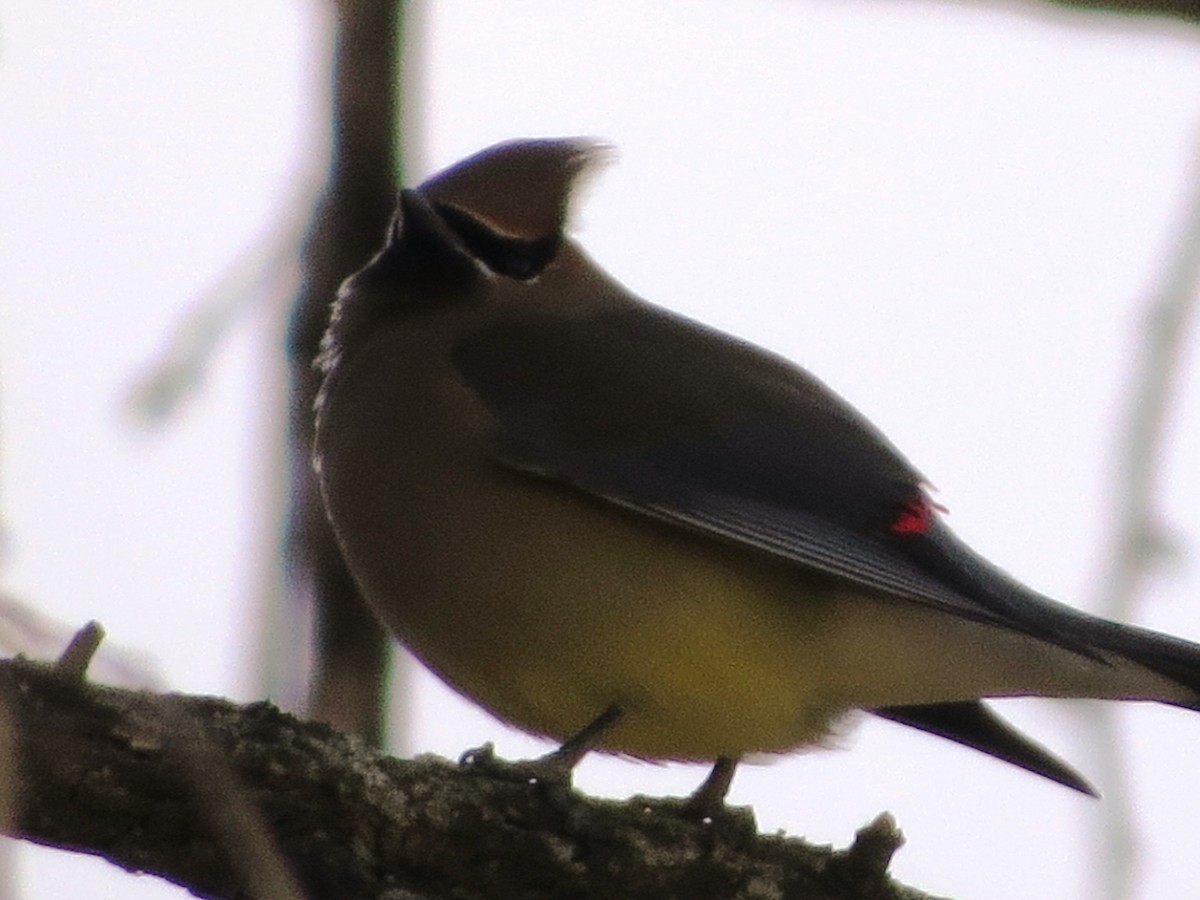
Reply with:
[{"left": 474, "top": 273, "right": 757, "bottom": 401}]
[{"left": 1082, "top": 616, "right": 1200, "bottom": 711}]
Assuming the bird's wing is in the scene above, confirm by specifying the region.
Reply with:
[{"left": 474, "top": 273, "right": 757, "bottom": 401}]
[{"left": 452, "top": 304, "right": 1096, "bottom": 651}]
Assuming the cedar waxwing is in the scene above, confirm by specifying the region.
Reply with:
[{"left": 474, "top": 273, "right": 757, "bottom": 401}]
[{"left": 313, "top": 138, "right": 1200, "bottom": 805}]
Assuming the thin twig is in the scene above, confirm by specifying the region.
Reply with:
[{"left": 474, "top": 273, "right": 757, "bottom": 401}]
[
  {"left": 1084, "top": 131, "right": 1200, "bottom": 900},
  {"left": 122, "top": 219, "right": 304, "bottom": 428},
  {"left": 55, "top": 621, "right": 105, "bottom": 681}
]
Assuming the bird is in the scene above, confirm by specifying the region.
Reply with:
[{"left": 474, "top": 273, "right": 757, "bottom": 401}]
[{"left": 313, "top": 137, "right": 1200, "bottom": 808}]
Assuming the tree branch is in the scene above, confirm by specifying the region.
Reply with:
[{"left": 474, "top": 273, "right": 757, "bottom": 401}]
[{"left": 0, "top": 654, "right": 942, "bottom": 900}]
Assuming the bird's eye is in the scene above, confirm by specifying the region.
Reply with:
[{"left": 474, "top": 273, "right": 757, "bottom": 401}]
[{"left": 433, "top": 202, "right": 559, "bottom": 281}]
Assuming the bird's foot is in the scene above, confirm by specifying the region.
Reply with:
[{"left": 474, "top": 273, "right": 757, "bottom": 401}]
[
  {"left": 627, "top": 756, "right": 754, "bottom": 832},
  {"left": 459, "top": 741, "right": 575, "bottom": 786},
  {"left": 459, "top": 741, "right": 582, "bottom": 811}
]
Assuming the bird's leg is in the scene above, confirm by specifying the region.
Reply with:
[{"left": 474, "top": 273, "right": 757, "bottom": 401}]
[
  {"left": 683, "top": 755, "right": 740, "bottom": 818},
  {"left": 459, "top": 704, "right": 624, "bottom": 788},
  {"left": 542, "top": 703, "right": 624, "bottom": 771}
]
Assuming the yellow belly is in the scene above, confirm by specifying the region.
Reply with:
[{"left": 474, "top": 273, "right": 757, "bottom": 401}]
[{"left": 364, "top": 476, "right": 860, "bottom": 760}]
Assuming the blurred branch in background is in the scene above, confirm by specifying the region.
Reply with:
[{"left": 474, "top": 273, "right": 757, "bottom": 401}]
[
  {"left": 282, "top": 0, "right": 409, "bottom": 748},
  {"left": 1081, "top": 132, "right": 1200, "bottom": 899},
  {"left": 1045, "top": 0, "right": 1200, "bottom": 21},
  {"left": 122, "top": 222, "right": 302, "bottom": 428},
  {"left": 122, "top": 0, "right": 414, "bottom": 748}
]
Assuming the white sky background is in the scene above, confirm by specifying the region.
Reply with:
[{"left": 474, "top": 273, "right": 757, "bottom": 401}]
[{"left": 2, "top": 1, "right": 1200, "bottom": 898}]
